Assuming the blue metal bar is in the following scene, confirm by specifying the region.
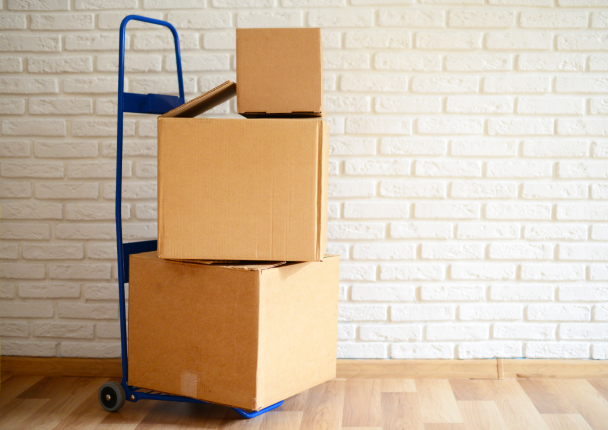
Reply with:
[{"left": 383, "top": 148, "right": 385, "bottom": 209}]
[
  {"left": 123, "top": 92, "right": 183, "bottom": 115},
  {"left": 127, "top": 387, "right": 283, "bottom": 418},
  {"left": 121, "top": 240, "right": 157, "bottom": 283},
  {"left": 131, "top": 390, "right": 209, "bottom": 404},
  {"left": 114, "top": 15, "right": 284, "bottom": 420},
  {"left": 233, "top": 401, "right": 284, "bottom": 419},
  {"left": 116, "top": 14, "right": 184, "bottom": 389}
]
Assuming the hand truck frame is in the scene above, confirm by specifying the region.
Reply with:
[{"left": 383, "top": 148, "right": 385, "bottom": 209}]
[{"left": 97, "top": 14, "right": 283, "bottom": 419}]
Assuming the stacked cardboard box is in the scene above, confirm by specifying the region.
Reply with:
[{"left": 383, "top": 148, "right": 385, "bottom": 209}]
[{"left": 127, "top": 28, "right": 340, "bottom": 412}]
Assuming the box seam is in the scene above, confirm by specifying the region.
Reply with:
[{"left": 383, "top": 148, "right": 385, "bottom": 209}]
[{"left": 315, "top": 121, "right": 323, "bottom": 260}]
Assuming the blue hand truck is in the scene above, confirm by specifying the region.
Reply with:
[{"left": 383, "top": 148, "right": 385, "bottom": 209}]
[{"left": 97, "top": 15, "right": 283, "bottom": 420}]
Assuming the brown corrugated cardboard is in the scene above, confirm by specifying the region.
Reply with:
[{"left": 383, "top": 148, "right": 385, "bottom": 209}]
[
  {"left": 128, "top": 251, "right": 340, "bottom": 411},
  {"left": 157, "top": 81, "right": 329, "bottom": 262},
  {"left": 236, "top": 28, "right": 324, "bottom": 117}
]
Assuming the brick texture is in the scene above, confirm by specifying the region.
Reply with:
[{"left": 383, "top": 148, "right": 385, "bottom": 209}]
[{"left": 1, "top": 1, "right": 607, "bottom": 359}]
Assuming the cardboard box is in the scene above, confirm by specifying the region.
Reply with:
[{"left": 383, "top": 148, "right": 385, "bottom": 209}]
[
  {"left": 236, "top": 28, "right": 324, "bottom": 117},
  {"left": 157, "top": 81, "right": 329, "bottom": 262},
  {"left": 128, "top": 251, "right": 340, "bottom": 411}
]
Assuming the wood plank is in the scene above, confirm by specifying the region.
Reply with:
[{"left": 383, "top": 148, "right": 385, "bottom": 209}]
[
  {"left": 337, "top": 360, "right": 498, "bottom": 379},
  {"left": 0, "top": 397, "right": 24, "bottom": 420},
  {"left": 542, "top": 414, "right": 594, "bottom": 430},
  {"left": 218, "top": 412, "right": 264, "bottom": 430},
  {"left": 134, "top": 401, "right": 192, "bottom": 429},
  {"left": 217, "top": 410, "right": 264, "bottom": 430},
  {"left": 497, "top": 359, "right": 504, "bottom": 380},
  {"left": 0, "top": 398, "right": 48, "bottom": 430},
  {"left": 588, "top": 379, "right": 608, "bottom": 403},
  {"left": 381, "top": 392, "right": 424, "bottom": 430},
  {"left": 53, "top": 391, "right": 110, "bottom": 430},
  {"left": 278, "top": 389, "right": 310, "bottom": 412},
  {"left": 18, "top": 376, "right": 69, "bottom": 399},
  {"left": 107, "top": 397, "right": 228, "bottom": 430},
  {"left": 449, "top": 380, "right": 497, "bottom": 402},
  {"left": 1, "top": 357, "right": 122, "bottom": 378},
  {"left": 256, "top": 411, "right": 302, "bottom": 430},
  {"left": 502, "top": 359, "right": 608, "bottom": 379},
  {"left": 490, "top": 380, "right": 550, "bottom": 430},
  {"left": 174, "top": 403, "right": 227, "bottom": 429},
  {"left": 424, "top": 425, "right": 466, "bottom": 430},
  {"left": 133, "top": 401, "right": 226, "bottom": 430},
  {"left": 342, "top": 379, "right": 381, "bottom": 427},
  {"left": 1, "top": 372, "right": 608, "bottom": 429},
  {"left": 416, "top": 379, "right": 463, "bottom": 424},
  {"left": 457, "top": 401, "right": 508, "bottom": 430},
  {"left": 0, "top": 375, "right": 43, "bottom": 408},
  {"left": 300, "top": 379, "right": 344, "bottom": 430},
  {"left": 32, "top": 377, "right": 109, "bottom": 430},
  {"left": 8, "top": 377, "right": 107, "bottom": 430},
  {"left": 555, "top": 379, "right": 608, "bottom": 430},
  {"left": 4, "top": 357, "right": 608, "bottom": 380},
  {"left": 100, "top": 398, "right": 161, "bottom": 430},
  {"left": 380, "top": 379, "right": 416, "bottom": 393},
  {"left": 518, "top": 379, "right": 579, "bottom": 414}
]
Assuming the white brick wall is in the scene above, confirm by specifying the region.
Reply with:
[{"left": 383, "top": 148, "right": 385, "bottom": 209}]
[{"left": 1, "top": 0, "right": 607, "bottom": 360}]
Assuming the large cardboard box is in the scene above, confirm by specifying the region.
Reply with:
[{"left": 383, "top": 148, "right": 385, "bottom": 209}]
[
  {"left": 128, "top": 251, "right": 340, "bottom": 411},
  {"left": 236, "top": 28, "right": 324, "bottom": 117},
  {"left": 157, "top": 81, "right": 329, "bottom": 262}
]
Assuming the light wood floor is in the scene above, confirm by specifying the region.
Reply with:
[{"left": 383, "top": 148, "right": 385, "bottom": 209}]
[{"left": 1, "top": 375, "right": 608, "bottom": 429}]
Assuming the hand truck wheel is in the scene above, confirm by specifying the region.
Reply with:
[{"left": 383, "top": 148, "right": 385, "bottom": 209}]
[{"left": 99, "top": 381, "right": 126, "bottom": 412}]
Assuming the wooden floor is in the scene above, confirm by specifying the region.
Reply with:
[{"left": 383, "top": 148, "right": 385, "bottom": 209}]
[{"left": 1, "top": 375, "right": 608, "bottom": 430}]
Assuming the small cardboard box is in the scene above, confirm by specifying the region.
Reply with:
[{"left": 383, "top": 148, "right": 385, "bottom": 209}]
[
  {"left": 128, "top": 251, "right": 340, "bottom": 411},
  {"left": 236, "top": 28, "right": 324, "bottom": 117},
  {"left": 157, "top": 81, "right": 329, "bottom": 262}
]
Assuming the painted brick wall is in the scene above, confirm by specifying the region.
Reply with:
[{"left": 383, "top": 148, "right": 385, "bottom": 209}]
[{"left": 1, "top": 0, "right": 607, "bottom": 360}]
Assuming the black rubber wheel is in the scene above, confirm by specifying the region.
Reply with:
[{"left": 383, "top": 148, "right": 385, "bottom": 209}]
[{"left": 99, "top": 381, "right": 126, "bottom": 412}]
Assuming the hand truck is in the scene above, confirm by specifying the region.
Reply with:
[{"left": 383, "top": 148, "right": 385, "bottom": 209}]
[{"left": 97, "top": 15, "right": 283, "bottom": 419}]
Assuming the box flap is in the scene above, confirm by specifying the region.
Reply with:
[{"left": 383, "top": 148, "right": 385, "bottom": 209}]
[
  {"left": 161, "top": 81, "right": 236, "bottom": 118},
  {"left": 174, "top": 259, "right": 287, "bottom": 271},
  {"left": 134, "top": 252, "right": 286, "bottom": 272}
]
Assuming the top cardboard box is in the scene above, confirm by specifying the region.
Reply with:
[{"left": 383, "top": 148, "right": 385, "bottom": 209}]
[
  {"left": 157, "top": 81, "right": 329, "bottom": 262},
  {"left": 236, "top": 28, "right": 324, "bottom": 117}
]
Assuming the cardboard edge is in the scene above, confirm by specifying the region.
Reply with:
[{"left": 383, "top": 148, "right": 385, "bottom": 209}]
[
  {"left": 316, "top": 27, "right": 324, "bottom": 116},
  {"left": 253, "top": 271, "right": 263, "bottom": 410},
  {"left": 240, "top": 111, "right": 324, "bottom": 118},
  {"left": 316, "top": 121, "right": 329, "bottom": 261},
  {"left": 170, "top": 259, "right": 287, "bottom": 271},
  {"left": 156, "top": 118, "right": 164, "bottom": 258},
  {"left": 161, "top": 80, "right": 236, "bottom": 118},
  {"left": 131, "top": 252, "right": 287, "bottom": 273},
  {"left": 235, "top": 30, "right": 244, "bottom": 114},
  {"left": 315, "top": 121, "right": 323, "bottom": 261}
]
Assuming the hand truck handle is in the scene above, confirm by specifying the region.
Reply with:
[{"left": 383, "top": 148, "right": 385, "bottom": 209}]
[
  {"left": 116, "top": 15, "right": 184, "bottom": 249},
  {"left": 115, "top": 15, "right": 184, "bottom": 385}
]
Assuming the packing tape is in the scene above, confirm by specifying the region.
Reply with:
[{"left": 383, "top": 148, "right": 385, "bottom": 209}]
[{"left": 180, "top": 371, "right": 199, "bottom": 398}]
